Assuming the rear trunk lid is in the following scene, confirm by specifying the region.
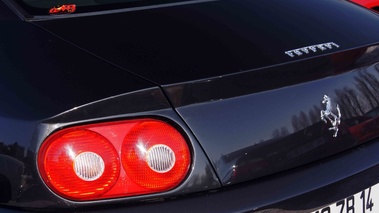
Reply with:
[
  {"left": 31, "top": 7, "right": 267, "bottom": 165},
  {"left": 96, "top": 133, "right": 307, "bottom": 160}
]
[{"left": 164, "top": 46, "right": 379, "bottom": 184}]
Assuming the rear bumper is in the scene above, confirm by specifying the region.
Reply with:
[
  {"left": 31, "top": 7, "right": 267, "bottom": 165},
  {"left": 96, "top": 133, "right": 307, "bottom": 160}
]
[{"left": 2, "top": 138, "right": 379, "bottom": 213}]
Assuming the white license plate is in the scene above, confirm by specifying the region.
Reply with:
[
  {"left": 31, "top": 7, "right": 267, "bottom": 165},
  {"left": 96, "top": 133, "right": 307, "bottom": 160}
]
[{"left": 312, "top": 183, "right": 379, "bottom": 213}]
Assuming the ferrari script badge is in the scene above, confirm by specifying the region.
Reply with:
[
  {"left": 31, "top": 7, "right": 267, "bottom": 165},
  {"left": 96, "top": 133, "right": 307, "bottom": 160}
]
[
  {"left": 320, "top": 95, "right": 341, "bottom": 137},
  {"left": 285, "top": 42, "right": 340, "bottom": 58}
]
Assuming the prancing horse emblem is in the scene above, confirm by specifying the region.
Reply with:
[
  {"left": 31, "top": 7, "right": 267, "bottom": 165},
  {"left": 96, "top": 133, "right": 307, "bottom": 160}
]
[{"left": 320, "top": 95, "right": 341, "bottom": 137}]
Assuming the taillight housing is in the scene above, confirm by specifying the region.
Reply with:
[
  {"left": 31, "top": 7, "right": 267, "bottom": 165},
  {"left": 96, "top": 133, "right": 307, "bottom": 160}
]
[{"left": 38, "top": 119, "right": 191, "bottom": 201}]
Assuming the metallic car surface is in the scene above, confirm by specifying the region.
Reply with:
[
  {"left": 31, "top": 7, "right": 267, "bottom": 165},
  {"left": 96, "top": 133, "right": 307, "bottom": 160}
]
[
  {"left": 32, "top": 0, "right": 379, "bottom": 186},
  {"left": 1, "top": 0, "right": 379, "bottom": 212},
  {"left": 34, "top": 0, "right": 379, "bottom": 85},
  {"left": 167, "top": 47, "right": 379, "bottom": 185}
]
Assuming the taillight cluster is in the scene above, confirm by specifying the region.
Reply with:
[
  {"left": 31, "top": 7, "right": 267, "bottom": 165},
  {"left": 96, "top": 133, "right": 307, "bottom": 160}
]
[{"left": 38, "top": 119, "right": 191, "bottom": 201}]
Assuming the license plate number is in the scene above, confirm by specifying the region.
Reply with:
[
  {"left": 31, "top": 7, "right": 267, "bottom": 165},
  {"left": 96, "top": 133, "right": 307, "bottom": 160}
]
[{"left": 312, "top": 183, "right": 379, "bottom": 213}]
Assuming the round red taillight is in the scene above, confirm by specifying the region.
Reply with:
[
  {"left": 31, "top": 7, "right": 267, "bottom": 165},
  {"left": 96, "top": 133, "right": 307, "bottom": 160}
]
[
  {"left": 121, "top": 120, "right": 190, "bottom": 190},
  {"left": 37, "top": 119, "right": 191, "bottom": 201},
  {"left": 38, "top": 129, "right": 120, "bottom": 200}
]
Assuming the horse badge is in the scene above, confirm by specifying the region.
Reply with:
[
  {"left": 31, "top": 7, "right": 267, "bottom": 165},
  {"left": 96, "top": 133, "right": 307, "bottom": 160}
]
[{"left": 320, "top": 95, "right": 341, "bottom": 137}]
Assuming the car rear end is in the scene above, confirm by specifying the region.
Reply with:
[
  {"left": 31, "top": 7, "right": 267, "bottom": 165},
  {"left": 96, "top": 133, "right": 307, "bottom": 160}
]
[{"left": 2, "top": 0, "right": 379, "bottom": 212}]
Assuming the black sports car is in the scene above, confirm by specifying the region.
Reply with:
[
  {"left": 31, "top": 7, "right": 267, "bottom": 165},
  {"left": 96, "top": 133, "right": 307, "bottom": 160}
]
[{"left": 2, "top": 0, "right": 379, "bottom": 212}]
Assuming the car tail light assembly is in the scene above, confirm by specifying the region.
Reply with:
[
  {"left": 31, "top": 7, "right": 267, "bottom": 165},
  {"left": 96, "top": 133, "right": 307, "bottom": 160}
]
[{"left": 37, "top": 119, "right": 191, "bottom": 201}]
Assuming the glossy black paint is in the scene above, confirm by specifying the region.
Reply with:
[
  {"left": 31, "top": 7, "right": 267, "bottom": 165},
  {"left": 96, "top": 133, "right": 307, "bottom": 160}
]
[
  {"left": 2, "top": 0, "right": 379, "bottom": 212},
  {"left": 167, "top": 46, "right": 379, "bottom": 185},
  {"left": 164, "top": 47, "right": 376, "bottom": 106},
  {"left": 0, "top": 1, "right": 19, "bottom": 20},
  {"left": 34, "top": 0, "right": 379, "bottom": 85},
  {"left": 31, "top": 0, "right": 379, "bottom": 188},
  {"left": 0, "top": 2, "right": 220, "bottom": 209},
  {"left": 0, "top": 19, "right": 155, "bottom": 121}
]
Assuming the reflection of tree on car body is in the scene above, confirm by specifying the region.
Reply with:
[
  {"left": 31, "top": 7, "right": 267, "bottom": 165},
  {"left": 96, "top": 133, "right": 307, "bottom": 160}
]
[
  {"left": 0, "top": 154, "right": 24, "bottom": 202},
  {"left": 347, "top": 107, "right": 379, "bottom": 142}
]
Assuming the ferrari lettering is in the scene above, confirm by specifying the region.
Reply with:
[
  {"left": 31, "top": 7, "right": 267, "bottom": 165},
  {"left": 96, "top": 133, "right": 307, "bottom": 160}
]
[{"left": 285, "top": 42, "right": 340, "bottom": 57}]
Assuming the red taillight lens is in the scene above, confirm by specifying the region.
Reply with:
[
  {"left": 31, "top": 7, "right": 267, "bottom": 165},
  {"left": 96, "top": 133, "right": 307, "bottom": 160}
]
[
  {"left": 38, "top": 130, "right": 120, "bottom": 199},
  {"left": 38, "top": 119, "right": 191, "bottom": 201},
  {"left": 122, "top": 121, "right": 190, "bottom": 190}
]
